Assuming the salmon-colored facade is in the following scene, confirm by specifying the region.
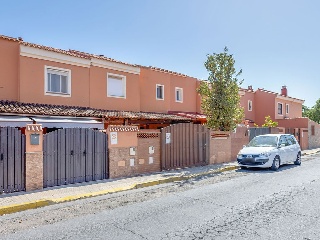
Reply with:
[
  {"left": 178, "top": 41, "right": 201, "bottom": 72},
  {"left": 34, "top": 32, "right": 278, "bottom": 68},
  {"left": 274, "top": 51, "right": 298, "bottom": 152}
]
[
  {"left": 1, "top": 34, "right": 319, "bottom": 149},
  {"left": 0, "top": 35, "right": 200, "bottom": 114},
  {"left": 139, "top": 67, "right": 199, "bottom": 113},
  {"left": 0, "top": 37, "right": 19, "bottom": 101},
  {"left": 241, "top": 86, "right": 304, "bottom": 126}
]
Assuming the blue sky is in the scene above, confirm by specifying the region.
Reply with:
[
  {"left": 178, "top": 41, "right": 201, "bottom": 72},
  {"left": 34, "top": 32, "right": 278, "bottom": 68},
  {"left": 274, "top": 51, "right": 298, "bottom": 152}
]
[{"left": 1, "top": 0, "right": 319, "bottom": 107}]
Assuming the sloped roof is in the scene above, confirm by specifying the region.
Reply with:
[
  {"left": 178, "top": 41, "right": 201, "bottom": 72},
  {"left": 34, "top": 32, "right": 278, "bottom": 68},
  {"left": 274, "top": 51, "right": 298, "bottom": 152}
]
[
  {"left": 0, "top": 100, "right": 191, "bottom": 121},
  {"left": 0, "top": 34, "right": 138, "bottom": 67},
  {"left": 139, "top": 66, "right": 192, "bottom": 78},
  {"left": 240, "top": 86, "right": 304, "bottom": 102},
  {"left": 168, "top": 111, "right": 206, "bottom": 121},
  {"left": 257, "top": 88, "right": 304, "bottom": 102},
  {"left": 1, "top": 34, "right": 201, "bottom": 79}
]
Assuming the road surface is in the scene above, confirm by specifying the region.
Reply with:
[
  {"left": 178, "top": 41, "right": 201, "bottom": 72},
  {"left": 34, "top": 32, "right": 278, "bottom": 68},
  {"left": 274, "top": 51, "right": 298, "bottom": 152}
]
[{"left": 1, "top": 153, "right": 320, "bottom": 239}]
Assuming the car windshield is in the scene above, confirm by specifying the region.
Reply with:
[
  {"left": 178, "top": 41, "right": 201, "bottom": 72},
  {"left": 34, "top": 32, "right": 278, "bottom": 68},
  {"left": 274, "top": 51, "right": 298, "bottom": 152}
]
[{"left": 247, "top": 135, "right": 278, "bottom": 147}]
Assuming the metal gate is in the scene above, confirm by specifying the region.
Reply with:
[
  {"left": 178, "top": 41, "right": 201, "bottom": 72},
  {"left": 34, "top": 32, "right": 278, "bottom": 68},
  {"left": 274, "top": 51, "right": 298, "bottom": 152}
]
[
  {"left": 161, "top": 123, "right": 210, "bottom": 170},
  {"left": 0, "top": 127, "right": 25, "bottom": 193},
  {"left": 248, "top": 127, "right": 271, "bottom": 141},
  {"left": 43, "top": 128, "right": 108, "bottom": 188}
]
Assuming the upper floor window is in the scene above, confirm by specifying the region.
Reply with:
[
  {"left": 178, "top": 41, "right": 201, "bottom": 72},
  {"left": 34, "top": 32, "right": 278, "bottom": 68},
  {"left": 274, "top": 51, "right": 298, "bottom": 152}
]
[
  {"left": 286, "top": 104, "right": 289, "bottom": 114},
  {"left": 156, "top": 84, "right": 164, "bottom": 100},
  {"left": 107, "top": 73, "right": 126, "bottom": 98},
  {"left": 278, "top": 103, "right": 283, "bottom": 115},
  {"left": 45, "top": 66, "right": 71, "bottom": 96},
  {"left": 248, "top": 100, "right": 252, "bottom": 111},
  {"left": 175, "top": 87, "right": 183, "bottom": 103}
]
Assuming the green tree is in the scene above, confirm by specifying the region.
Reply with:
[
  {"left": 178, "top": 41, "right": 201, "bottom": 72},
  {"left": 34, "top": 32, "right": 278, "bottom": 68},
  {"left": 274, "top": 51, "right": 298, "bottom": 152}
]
[
  {"left": 261, "top": 115, "right": 278, "bottom": 127},
  {"left": 302, "top": 105, "right": 311, "bottom": 118},
  {"left": 307, "top": 99, "right": 320, "bottom": 123},
  {"left": 197, "top": 47, "right": 244, "bottom": 131}
]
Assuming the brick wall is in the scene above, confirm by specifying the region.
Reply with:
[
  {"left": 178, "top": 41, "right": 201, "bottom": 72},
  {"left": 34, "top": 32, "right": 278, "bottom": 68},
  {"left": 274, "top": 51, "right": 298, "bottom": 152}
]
[
  {"left": 137, "top": 130, "right": 161, "bottom": 174},
  {"left": 109, "top": 147, "right": 139, "bottom": 179},
  {"left": 25, "top": 124, "right": 43, "bottom": 191},
  {"left": 107, "top": 127, "right": 161, "bottom": 179},
  {"left": 210, "top": 127, "right": 249, "bottom": 164},
  {"left": 210, "top": 131, "right": 231, "bottom": 164},
  {"left": 25, "top": 152, "right": 43, "bottom": 191},
  {"left": 308, "top": 120, "right": 320, "bottom": 149},
  {"left": 107, "top": 125, "right": 139, "bottom": 179},
  {"left": 230, "top": 127, "right": 250, "bottom": 161}
]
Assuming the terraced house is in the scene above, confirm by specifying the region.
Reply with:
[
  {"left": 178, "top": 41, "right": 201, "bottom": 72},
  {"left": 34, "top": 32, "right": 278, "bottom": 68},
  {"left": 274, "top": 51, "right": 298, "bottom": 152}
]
[
  {"left": 0, "top": 34, "right": 206, "bottom": 130},
  {"left": 0, "top": 34, "right": 208, "bottom": 193},
  {"left": 240, "top": 85, "right": 320, "bottom": 150},
  {"left": 1, "top": 34, "right": 319, "bottom": 145},
  {"left": 1, "top": 34, "right": 319, "bottom": 194}
]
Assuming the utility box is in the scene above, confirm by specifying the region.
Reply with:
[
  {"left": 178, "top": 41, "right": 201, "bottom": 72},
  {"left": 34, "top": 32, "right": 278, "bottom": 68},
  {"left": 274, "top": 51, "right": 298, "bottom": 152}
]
[{"left": 30, "top": 133, "right": 40, "bottom": 145}]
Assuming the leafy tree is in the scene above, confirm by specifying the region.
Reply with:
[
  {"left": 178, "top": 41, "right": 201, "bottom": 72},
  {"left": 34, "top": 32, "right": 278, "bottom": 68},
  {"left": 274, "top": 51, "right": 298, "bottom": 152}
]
[
  {"left": 261, "top": 115, "right": 278, "bottom": 127},
  {"left": 307, "top": 99, "right": 320, "bottom": 123},
  {"left": 302, "top": 105, "right": 311, "bottom": 118},
  {"left": 197, "top": 47, "right": 244, "bottom": 131}
]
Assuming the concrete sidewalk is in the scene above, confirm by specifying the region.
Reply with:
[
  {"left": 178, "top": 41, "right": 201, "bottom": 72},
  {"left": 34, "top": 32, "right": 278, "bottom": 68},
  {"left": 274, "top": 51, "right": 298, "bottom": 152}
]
[{"left": 1, "top": 148, "right": 319, "bottom": 216}]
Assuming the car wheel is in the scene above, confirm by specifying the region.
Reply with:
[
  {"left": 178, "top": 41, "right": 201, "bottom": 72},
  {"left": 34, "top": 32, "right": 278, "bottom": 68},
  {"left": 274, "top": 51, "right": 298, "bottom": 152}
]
[
  {"left": 294, "top": 152, "right": 301, "bottom": 165},
  {"left": 270, "top": 157, "right": 280, "bottom": 171}
]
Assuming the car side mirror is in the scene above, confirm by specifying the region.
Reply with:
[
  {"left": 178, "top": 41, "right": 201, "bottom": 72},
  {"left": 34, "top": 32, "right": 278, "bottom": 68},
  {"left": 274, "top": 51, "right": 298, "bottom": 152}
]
[{"left": 278, "top": 143, "right": 285, "bottom": 148}]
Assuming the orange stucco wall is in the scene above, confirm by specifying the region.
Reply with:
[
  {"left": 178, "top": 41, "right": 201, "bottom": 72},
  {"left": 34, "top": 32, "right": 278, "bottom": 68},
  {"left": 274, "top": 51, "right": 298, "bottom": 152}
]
[
  {"left": 19, "top": 56, "right": 90, "bottom": 106},
  {"left": 254, "top": 90, "right": 276, "bottom": 125},
  {"left": 240, "top": 91, "right": 255, "bottom": 122},
  {"left": 169, "top": 73, "right": 198, "bottom": 112},
  {"left": 90, "top": 66, "right": 140, "bottom": 111},
  {"left": 0, "top": 38, "right": 19, "bottom": 101},
  {"left": 139, "top": 68, "right": 171, "bottom": 113},
  {"left": 140, "top": 67, "right": 198, "bottom": 113},
  {"left": 274, "top": 97, "right": 302, "bottom": 120},
  {"left": 277, "top": 118, "right": 308, "bottom": 128},
  {"left": 196, "top": 80, "right": 202, "bottom": 113}
]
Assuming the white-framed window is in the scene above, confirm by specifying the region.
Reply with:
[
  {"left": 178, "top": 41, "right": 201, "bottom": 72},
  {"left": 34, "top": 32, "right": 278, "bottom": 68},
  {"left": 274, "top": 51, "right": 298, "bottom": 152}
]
[
  {"left": 175, "top": 87, "right": 183, "bottom": 103},
  {"left": 248, "top": 100, "right": 252, "bottom": 111},
  {"left": 278, "top": 102, "right": 283, "bottom": 115},
  {"left": 156, "top": 84, "right": 164, "bottom": 100},
  {"left": 107, "top": 73, "right": 126, "bottom": 98},
  {"left": 286, "top": 104, "right": 289, "bottom": 114},
  {"left": 45, "top": 66, "right": 71, "bottom": 96}
]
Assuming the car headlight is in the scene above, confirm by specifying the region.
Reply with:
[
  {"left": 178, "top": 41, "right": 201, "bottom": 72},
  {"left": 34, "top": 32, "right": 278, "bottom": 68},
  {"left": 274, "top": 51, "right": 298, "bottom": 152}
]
[
  {"left": 260, "top": 152, "right": 271, "bottom": 157},
  {"left": 237, "top": 154, "right": 243, "bottom": 159}
]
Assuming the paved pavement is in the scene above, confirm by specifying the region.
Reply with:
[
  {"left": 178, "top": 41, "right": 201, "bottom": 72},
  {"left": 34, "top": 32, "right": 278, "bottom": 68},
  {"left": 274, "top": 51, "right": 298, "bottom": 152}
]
[{"left": 1, "top": 148, "right": 319, "bottom": 216}]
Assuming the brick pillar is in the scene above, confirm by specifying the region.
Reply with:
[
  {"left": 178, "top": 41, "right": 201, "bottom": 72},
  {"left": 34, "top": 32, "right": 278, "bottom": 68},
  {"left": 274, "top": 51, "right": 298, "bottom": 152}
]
[
  {"left": 25, "top": 124, "right": 43, "bottom": 191},
  {"left": 107, "top": 125, "right": 139, "bottom": 178},
  {"left": 210, "top": 131, "right": 232, "bottom": 164}
]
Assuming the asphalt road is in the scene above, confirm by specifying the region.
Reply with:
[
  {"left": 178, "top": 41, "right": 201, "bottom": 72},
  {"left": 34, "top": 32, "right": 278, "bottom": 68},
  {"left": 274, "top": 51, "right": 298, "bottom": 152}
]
[{"left": 2, "top": 153, "right": 320, "bottom": 240}]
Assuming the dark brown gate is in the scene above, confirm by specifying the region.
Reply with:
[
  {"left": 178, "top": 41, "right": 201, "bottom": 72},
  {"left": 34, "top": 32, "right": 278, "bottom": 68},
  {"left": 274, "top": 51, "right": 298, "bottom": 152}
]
[
  {"left": 161, "top": 123, "right": 210, "bottom": 170},
  {"left": 43, "top": 128, "right": 108, "bottom": 188},
  {"left": 0, "top": 127, "right": 25, "bottom": 193}
]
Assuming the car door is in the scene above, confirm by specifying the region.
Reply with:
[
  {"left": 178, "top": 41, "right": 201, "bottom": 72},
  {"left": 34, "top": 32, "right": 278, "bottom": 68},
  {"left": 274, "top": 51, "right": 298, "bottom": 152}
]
[
  {"left": 285, "top": 135, "right": 295, "bottom": 162},
  {"left": 289, "top": 135, "right": 300, "bottom": 161},
  {"left": 278, "top": 135, "right": 290, "bottom": 163}
]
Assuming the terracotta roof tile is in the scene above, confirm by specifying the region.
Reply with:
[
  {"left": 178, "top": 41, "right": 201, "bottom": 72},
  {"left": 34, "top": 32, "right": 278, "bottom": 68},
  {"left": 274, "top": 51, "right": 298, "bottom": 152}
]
[
  {"left": 139, "top": 65, "right": 192, "bottom": 78},
  {"left": 21, "top": 42, "right": 91, "bottom": 59},
  {"left": 68, "top": 49, "right": 137, "bottom": 67},
  {"left": 0, "top": 100, "right": 191, "bottom": 121},
  {"left": 257, "top": 88, "right": 304, "bottom": 102},
  {"left": 0, "top": 34, "right": 21, "bottom": 42}
]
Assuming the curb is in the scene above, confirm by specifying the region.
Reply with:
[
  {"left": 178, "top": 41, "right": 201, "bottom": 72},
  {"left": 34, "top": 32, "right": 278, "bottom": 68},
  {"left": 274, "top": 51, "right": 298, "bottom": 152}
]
[
  {"left": 302, "top": 150, "right": 320, "bottom": 156},
  {"left": 0, "top": 200, "right": 51, "bottom": 216},
  {"left": 0, "top": 164, "right": 239, "bottom": 216}
]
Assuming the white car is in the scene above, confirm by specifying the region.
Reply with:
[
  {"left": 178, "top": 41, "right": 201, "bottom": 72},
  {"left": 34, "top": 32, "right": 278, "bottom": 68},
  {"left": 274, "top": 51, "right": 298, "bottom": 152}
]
[{"left": 237, "top": 134, "right": 301, "bottom": 171}]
